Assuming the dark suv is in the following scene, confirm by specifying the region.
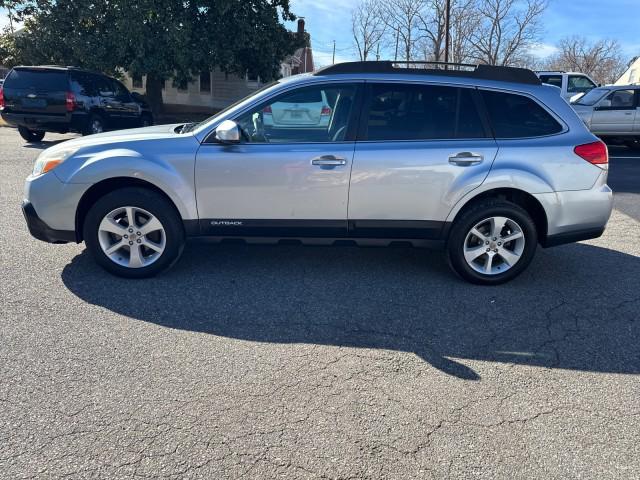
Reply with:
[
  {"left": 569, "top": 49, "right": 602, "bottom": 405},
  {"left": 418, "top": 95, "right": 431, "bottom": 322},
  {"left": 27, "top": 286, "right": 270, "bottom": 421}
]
[{"left": 0, "top": 66, "right": 153, "bottom": 142}]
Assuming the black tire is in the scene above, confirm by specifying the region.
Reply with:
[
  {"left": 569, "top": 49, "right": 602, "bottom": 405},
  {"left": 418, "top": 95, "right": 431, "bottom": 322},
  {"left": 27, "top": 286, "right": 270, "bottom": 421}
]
[
  {"left": 446, "top": 199, "right": 538, "bottom": 285},
  {"left": 83, "top": 114, "right": 105, "bottom": 136},
  {"left": 83, "top": 187, "right": 185, "bottom": 278},
  {"left": 18, "top": 126, "right": 45, "bottom": 142},
  {"left": 140, "top": 113, "right": 153, "bottom": 127},
  {"left": 626, "top": 139, "right": 640, "bottom": 151}
]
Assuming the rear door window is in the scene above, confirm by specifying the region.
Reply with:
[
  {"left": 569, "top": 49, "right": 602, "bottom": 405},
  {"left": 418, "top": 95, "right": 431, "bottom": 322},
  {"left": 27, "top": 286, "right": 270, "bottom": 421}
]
[
  {"left": 539, "top": 75, "right": 562, "bottom": 88},
  {"left": 364, "top": 84, "right": 487, "bottom": 141},
  {"left": 6, "top": 69, "right": 68, "bottom": 91},
  {"left": 480, "top": 90, "right": 563, "bottom": 138}
]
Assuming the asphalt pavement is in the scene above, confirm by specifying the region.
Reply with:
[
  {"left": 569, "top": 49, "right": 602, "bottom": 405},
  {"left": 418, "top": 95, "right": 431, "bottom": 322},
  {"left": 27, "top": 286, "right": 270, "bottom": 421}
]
[{"left": 1, "top": 128, "right": 639, "bottom": 479}]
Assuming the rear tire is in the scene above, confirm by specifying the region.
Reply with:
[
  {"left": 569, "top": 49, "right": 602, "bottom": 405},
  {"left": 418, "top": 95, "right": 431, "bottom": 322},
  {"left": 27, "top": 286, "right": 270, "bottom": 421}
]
[
  {"left": 83, "top": 188, "right": 185, "bottom": 278},
  {"left": 626, "top": 138, "right": 640, "bottom": 151},
  {"left": 18, "top": 126, "right": 45, "bottom": 142},
  {"left": 84, "top": 114, "right": 105, "bottom": 136},
  {"left": 446, "top": 200, "right": 538, "bottom": 285},
  {"left": 140, "top": 113, "right": 153, "bottom": 127}
]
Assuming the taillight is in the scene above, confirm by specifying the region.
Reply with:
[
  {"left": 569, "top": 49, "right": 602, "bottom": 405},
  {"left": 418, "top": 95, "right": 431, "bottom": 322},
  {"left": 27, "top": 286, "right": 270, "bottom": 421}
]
[
  {"left": 65, "top": 91, "right": 76, "bottom": 112},
  {"left": 0, "top": 86, "right": 4, "bottom": 110},
  {"left": 574, "top": 141, "right": 608, "bottom": 168},
  {"left": 321, "top": 106, "right": 331, "bottom": 116},
  {"left": 262, "top": 105, "right": 272, "bottom": 114}
]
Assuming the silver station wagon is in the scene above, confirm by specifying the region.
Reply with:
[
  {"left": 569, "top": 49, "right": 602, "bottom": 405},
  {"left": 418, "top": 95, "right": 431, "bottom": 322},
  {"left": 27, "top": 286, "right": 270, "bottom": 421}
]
[{"left": 21, "top": 61, "right": 613, "bottom": 284}]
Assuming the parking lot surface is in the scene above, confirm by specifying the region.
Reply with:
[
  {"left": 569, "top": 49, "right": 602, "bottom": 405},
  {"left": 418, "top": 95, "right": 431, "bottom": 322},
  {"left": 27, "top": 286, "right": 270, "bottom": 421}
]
[{"left": 1, "top": 128, "right": 639, "bottom": 479}]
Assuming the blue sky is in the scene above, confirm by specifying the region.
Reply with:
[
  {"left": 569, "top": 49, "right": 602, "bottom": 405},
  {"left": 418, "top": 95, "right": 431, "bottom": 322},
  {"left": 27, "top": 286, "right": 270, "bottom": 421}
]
[
  {"left": 2, "top": 0, "right": 638, "bottom": 67},
  {"left": 286, "top": 0, "right": 640, "bottom": 67}
]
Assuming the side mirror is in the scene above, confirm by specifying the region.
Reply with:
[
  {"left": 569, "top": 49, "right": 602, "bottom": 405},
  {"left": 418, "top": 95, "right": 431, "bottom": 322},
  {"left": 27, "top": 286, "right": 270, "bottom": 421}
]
[
  {"left": 215, "top": 120, "right": 240, "bottom": 144},
  {"left": 596, "top": 99, "right": 611, "bottom": 110}
]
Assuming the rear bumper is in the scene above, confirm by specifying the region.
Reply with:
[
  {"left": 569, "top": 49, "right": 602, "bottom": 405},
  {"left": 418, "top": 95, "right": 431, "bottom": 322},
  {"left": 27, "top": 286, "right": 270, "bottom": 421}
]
[
  {"left": 534, "top": 174, "right": 613, "bottom": 248},
  {"left": 22, "top": 201, "right": 77, "bottom": 244},
  {"left": 1, "top": 111, "right": 88, "bottom": 132}
]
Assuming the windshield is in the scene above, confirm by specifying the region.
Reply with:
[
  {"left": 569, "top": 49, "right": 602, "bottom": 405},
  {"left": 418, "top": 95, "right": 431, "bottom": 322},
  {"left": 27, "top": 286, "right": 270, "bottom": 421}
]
[
  {"left": 189, "top": 80, "right": 282, "bottom": 133},
  {"left": 574, "top": 87, "right": 610, "bottom": 106}
]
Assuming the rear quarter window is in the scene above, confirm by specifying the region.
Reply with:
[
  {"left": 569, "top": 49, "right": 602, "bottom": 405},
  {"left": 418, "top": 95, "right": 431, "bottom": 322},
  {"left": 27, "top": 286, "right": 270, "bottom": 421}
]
[
  {"left": 481, "top": 90, "right": 563, "bottom": 138},
  {"left": 6, "top": 69, "right": 68, "bottom": 91}
]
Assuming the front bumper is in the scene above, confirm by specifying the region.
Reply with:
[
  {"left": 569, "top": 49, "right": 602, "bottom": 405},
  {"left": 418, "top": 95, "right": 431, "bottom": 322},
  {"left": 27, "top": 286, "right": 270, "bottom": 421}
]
[{"left": 22, "top": 201, "right": 76, "bottom": 244}]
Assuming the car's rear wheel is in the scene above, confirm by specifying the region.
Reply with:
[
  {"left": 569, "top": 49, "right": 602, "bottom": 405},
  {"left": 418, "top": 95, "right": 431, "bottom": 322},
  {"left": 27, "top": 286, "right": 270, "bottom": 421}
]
[
  {"left": 626, "top": 138, "right": 640, "bottom": 151},
  {"left": 140, "top": 114, "right": 153, "bottom": 127},
  {"left": 447, "top": 200, "right": 538, "bottom": 285},
  {"left": 84, "top": 114, "right": 105, "bottom": 136},
  {"left": 83, "top": 188, "right": 185, "bottom": 278},
  {"left": 18, "top": 126, "right": 45, "bottom": 143}
]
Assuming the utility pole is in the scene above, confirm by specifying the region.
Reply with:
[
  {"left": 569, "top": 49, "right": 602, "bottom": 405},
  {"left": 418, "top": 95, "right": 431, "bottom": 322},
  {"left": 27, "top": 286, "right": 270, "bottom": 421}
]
[
  {"left": 376, "top": 43, "right": 380, "bottom": 61},
  {"left": 444, "top": 0, "right": 451, "bottom": 69},
  {"left": 332, "top": 40, "right": 336, "bottom": 64}
]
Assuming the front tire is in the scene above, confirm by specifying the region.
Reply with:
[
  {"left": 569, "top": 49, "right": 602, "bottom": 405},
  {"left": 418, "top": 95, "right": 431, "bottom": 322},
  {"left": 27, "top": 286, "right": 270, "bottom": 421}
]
[
  {"left": 83, "top": 188, "right": 185, "bottom": 278},
  {"left": 447, "top": 200, "right": 538, "bottom": 285},
  {"left": 18, "top": 126, "right": 45, "bottom": 142}
]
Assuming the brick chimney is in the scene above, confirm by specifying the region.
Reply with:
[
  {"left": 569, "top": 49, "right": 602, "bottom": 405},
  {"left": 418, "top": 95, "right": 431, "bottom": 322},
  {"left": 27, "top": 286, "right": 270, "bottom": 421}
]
[{"left": 297, "top": 18, "right": 305, "bottom": 36}]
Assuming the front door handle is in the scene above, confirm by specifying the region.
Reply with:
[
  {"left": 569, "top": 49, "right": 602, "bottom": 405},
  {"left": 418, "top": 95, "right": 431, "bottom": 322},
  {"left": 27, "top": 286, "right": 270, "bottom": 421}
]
[
  {"left": 448, "top": 152, "right": 483, "bottom": 166},
  {"left": 311, "top": 155, "right": 347, "bottom": 166}
]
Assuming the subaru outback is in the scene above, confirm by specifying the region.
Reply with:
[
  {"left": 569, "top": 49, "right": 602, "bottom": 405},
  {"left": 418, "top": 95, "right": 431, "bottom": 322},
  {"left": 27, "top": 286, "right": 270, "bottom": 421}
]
[{"left": 21, "top": 61, "right": 613, "bottom": 285}]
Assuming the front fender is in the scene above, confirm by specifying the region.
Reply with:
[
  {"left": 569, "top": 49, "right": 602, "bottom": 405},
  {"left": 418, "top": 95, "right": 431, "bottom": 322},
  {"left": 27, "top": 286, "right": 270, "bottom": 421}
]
[{"left": 53, "top": 144, "right": 198, "bottom": 220}]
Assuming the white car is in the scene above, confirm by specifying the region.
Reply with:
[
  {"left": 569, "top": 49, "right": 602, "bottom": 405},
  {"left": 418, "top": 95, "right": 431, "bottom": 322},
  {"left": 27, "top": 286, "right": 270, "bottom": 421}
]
[
  {"left": 536, "top": 71, "right": 598, "bottom": 102},
  {"left": 262, "top": 89, "right": 332, "bottom": 129}
]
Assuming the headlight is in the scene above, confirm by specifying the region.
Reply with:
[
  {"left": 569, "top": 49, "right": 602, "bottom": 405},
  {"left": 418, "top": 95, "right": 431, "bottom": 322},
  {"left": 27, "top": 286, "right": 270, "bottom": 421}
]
[{"left": 32, "top": 148, "right": 79, "bottom": 177}]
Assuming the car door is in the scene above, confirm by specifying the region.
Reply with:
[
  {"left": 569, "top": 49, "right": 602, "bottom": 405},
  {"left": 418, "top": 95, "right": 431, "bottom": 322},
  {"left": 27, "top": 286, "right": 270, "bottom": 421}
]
[
  {"left": 348, "top": 82, "right": 498, "bottom": 239},
  {"left": 110, "top": 79, "right": 141, "bottom": 128},
  {"left": 591, "top": 89, "right": 636, "bottom": 134},
  {"left": 194, "top": 82, "right": 362, "bottom": 237}
]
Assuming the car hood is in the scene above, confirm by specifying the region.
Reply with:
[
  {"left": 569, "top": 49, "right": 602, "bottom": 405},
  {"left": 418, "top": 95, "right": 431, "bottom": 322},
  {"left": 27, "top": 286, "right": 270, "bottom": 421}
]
[{"left": 56, "top": 124, "right": 186, "bottom": 150}]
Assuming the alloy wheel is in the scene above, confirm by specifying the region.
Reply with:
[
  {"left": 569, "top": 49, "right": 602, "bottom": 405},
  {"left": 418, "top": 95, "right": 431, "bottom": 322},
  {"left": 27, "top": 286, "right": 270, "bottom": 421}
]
[
  {"left": 97, "top": 206, "right": 166, "bottom": 268},
  {"left": 463, "top": 216, "right": 526, "bottom": 275}
]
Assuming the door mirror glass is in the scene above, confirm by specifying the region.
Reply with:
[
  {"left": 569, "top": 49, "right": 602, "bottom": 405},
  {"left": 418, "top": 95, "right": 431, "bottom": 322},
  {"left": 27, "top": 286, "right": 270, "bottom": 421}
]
[{"left": 215, "top": 120, "right": 241, "bottom": 143}]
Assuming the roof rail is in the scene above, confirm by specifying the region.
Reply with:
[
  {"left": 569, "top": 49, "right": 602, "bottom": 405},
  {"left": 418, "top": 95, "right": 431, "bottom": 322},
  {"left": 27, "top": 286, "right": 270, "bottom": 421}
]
[{"left": 314, "top": 61, "right": 541, "bottom": 85}]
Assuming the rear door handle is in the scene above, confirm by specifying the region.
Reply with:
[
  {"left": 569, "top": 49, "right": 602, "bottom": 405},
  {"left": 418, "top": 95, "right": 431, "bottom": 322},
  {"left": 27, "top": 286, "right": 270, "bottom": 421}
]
[
  {"left": 311, "top": 155, "right": 347, "bottom": 166},
  {"left": 448, "top": 152, "right": 484, "bottom": 166}
]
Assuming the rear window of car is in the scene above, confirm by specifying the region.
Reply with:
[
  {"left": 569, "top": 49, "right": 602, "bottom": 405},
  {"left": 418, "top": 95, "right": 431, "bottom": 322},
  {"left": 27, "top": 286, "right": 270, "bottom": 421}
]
[
  {"left": 6, "top": 69, "right": 68, "bottom": 91},
  {"left": 539, "top": 75, "right": 562, "bottom": 88},
  {"left": 364, "top": 84, "right": 487, "bottom": 141},
  {"left": 481, "top": 90, "right": 563, "bottom": 138}
]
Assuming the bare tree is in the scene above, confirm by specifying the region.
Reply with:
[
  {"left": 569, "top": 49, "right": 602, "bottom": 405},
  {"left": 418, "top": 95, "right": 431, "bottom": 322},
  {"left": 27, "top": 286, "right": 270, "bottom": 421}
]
[
  {"left": 545, "top": 36, "right": 627, "bottom": 85},
  {"left": 380, "top": 0, "right": 427, "bottom": 62},
  {"left": 469, "top": 0, "right": 547, "bottom": 66},
  {"left": 417, "top": 0, "right": 477, "bottom": 64},
  {"left": 351, "top": 0, "right": 387, "bottom": 61}
]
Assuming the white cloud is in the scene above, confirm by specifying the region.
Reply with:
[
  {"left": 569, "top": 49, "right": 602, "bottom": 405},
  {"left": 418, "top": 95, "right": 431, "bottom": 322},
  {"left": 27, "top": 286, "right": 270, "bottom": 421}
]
[{"left": 529, "top": 43, "right": 559, "bottom": 59}]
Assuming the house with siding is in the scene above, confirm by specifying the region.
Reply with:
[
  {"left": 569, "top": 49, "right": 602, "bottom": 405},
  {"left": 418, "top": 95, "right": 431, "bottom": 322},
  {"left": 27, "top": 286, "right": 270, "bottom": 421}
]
[
  {"left": 615, "top": 56, "right": 640, "bottom": 85},
  {"left": 122, "top": 19, "right": 314, "bottom": 111}
]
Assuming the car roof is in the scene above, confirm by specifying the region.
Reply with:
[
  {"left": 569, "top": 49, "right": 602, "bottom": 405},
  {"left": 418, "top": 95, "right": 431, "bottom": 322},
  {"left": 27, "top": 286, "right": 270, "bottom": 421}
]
[{"left": 13, "top": 65, "right": 104, "bottom": 76}]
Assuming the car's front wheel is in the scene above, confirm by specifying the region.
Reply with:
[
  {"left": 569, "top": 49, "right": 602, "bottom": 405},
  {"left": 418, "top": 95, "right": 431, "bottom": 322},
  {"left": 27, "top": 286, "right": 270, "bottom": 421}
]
[
  {"left": 18, "top": 126, "right": 45, "bottom": 143},
  {"left": 447, "top": 200, "right": 538, "bottom": 285},
  {"left": 83, "top": 188, "right": 185, "bottom": 278}
]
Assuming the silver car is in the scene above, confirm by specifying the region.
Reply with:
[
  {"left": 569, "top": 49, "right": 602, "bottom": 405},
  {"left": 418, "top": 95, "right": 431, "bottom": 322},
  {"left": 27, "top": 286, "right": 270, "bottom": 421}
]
[
  {"left": 571, "top": 85, "right": 640, "bottom": 150},
  {"left": 21, "top": 62, "right": 613, "bottom": 284}
]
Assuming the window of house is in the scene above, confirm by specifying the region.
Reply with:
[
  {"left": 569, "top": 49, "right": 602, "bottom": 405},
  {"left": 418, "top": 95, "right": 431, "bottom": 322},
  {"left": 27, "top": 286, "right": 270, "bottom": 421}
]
[
  {"left": 234, "top": 84, "right": 357, "bottom": 143},
  {"left": 132, "top": 74, "right": 143, "bottom": 89},
  {"left": 481, "top": 90, "right": 563, "bottom": 138},
  {"left": 364, "top": 84, "right": 486, "bottom": 141},
  {"left": 200, "top": 71, "right": 211, "bottom": 93}
]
